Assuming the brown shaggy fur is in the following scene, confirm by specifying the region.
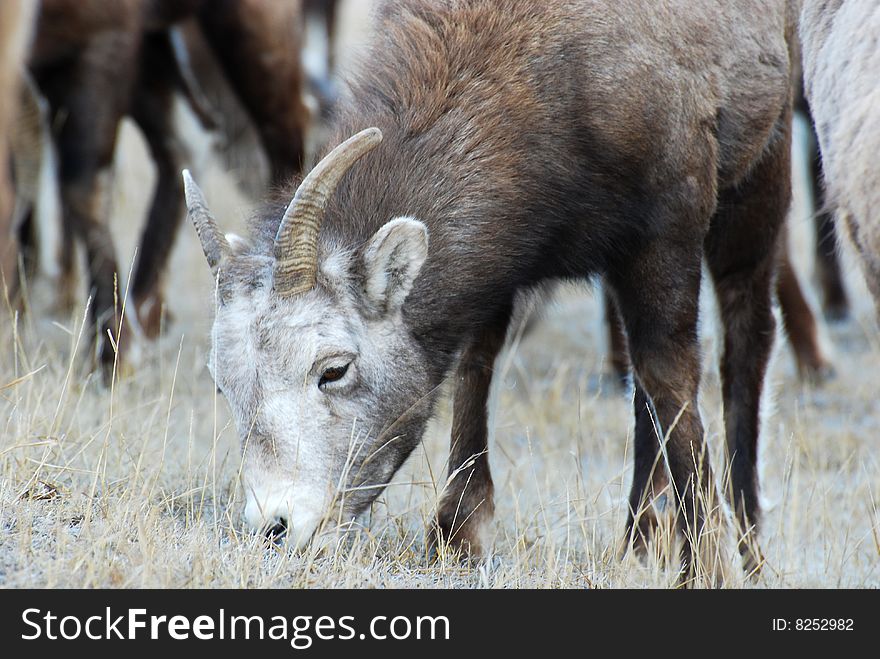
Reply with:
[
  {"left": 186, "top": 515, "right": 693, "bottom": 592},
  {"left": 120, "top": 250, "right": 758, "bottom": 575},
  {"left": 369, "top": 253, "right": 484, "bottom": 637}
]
[{"left": 225, "top": 0, "right": 799, "bottom": 581}]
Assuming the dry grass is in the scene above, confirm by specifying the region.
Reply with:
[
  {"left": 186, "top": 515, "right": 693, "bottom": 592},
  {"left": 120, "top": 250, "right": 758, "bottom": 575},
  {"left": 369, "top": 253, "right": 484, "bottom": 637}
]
[{"left": 1, "top": 1, "right": 879, "bottom": 589}]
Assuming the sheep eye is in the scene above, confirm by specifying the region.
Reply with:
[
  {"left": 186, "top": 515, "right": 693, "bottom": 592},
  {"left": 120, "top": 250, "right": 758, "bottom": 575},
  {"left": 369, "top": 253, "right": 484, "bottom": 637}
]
[{"left": 319, "top": 364, "right": 349, "bottom": 388}]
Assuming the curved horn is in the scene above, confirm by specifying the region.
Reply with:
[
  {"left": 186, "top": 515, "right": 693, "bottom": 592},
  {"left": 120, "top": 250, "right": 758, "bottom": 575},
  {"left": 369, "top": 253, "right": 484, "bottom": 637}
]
[
  {"left": 183, "top": 169, "right": 229, "bottom": 272},
  {"left": 274, "top": 127, "right": 383, "bottom": 297}
]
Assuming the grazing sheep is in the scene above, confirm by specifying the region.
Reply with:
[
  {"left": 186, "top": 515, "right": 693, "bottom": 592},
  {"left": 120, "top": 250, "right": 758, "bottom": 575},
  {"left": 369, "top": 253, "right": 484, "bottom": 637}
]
[
  {"left": 187, "top": 0, "right": 800, "bottom": 583},
  {"left": 800, "top": 0, "right": 880, "bottom": 313}
]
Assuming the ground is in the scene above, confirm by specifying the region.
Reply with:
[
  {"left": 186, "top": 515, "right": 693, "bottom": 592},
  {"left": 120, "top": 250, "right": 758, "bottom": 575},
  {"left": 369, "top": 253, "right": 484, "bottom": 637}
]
[{"left": 1, "top": 1, "right": 878, "bottom": 588}]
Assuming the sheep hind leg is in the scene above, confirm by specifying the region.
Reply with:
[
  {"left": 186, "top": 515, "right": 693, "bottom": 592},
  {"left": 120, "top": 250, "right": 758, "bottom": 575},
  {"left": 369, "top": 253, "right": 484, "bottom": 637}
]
[
  {"left": 50, "top": 29, "right": 140, "bottom": 384},
  {"left": 603, "top": 286, "right": 631, "bottom": 387},
  {"left": 130, "top": 33, "right": 187, "bottom": 340},
  {"left": 807, "top": 115, "right": 849, "bottom": 320},
  {"left": 705, "top": 124, "right": 791, "bottom": 578},
  {"left": 611, "top": 238, "right": 723, "bottom": 587},
  {"left": 776, "top": 227, "right": 832, "bottom": 382}
]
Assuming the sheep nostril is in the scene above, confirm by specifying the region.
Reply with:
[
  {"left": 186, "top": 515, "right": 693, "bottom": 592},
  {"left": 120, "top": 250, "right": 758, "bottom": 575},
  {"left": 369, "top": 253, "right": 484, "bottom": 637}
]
[{"left": 265, "top": 519, "right": 288, "bottom": 541}]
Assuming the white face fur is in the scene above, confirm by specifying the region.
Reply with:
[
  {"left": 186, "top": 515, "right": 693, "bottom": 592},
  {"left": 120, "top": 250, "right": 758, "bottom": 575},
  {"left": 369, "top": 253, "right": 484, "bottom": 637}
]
[{"left": 208, "top": 217, "right": 431, "bottom": 548}]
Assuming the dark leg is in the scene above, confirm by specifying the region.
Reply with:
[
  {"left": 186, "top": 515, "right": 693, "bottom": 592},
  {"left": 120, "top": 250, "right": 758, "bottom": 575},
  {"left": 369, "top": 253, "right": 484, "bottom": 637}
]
[
  {"left": 302, "top": 0, "right": 339, "bottom": 119},
  {"left": 37, "top": 27, "right": 141, "bottom": 382},
  {"left": 430, "top": 309, "right": 511, "bottom": 558},
  {"left": 609, "top": 154, "right": 722, "bottom": 583},
  {"left": 304, "top": 0, "right": 339, "bottom": 73},
  {"left": 775, "top": 226, "right": 831, "bottom": 381},
  {"left": 623, "top": 383, "right": 672, "bottom": 554},
  {"left": 130, "top": 33, "right": 187, "bottom": 339},
  {"left": 603, "top": 286, "right": 630, "bottom": 385},
  {"left": 61, "top": 168, "right": 125, "bottom": 381},
  {"left": 15, "top": 206, "right": 36, "bottom": 286},
  {"left": 806, "top": 112, "right": 849, "bottom": 320},
  {"left": 606, "top": 283, "right": 672, "bottom": 552},
  {"left": 320, "top": 0, "right": 338, "bottom": 74},
  {"left": 57, "top": 209, "right": 79, "bottom": 315},
  {"left": 612, "top": 247, "right": 715, "bottom": 583},
  {"left": 815, "top": 212, "right": 848, "bottom": 320},
  {"left": 705, "top": 123, "right": 791, "bottom": 575},
  {"left": 198, "top": 0, "right": 307, "bottom": 183}
]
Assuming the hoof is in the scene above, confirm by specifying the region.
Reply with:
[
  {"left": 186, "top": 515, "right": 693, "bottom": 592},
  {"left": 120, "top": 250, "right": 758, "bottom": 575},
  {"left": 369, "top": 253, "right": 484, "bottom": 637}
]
[
  {"left": 738, "top": 536, "right": 765, "bottom": 581},
  {"left": 135, "top": 292, "right": 172, "bottom": 340},
  {"left": 428, "top": 498, "right": 494, "bottom": 563},
  {"left": 796, "top": 356, "right": 835, "bottom": 385},
  {"left": 97, "top": 318, "right": 135, "bottom": 386}
]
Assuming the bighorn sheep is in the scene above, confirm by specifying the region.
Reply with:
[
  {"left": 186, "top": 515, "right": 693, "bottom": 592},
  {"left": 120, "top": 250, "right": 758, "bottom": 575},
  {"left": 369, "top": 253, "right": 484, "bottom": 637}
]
[
  {"left": 800, "top": 0, "right": 880, "bottom": 315},
  {"left": 27, "top": 0, "right": 310, "bottom": 378},
  {"left": 187, "top": 0, "right": 799, "bottom": 582}
]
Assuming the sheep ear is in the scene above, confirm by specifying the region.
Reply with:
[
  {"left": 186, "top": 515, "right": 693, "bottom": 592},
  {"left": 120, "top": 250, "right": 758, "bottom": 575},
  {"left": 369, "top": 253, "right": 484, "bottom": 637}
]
[{"left": 360, "top": 217, "right": 428, "bottom": 314}]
